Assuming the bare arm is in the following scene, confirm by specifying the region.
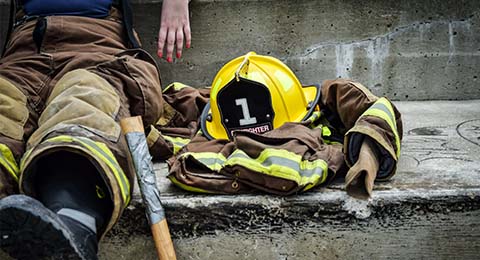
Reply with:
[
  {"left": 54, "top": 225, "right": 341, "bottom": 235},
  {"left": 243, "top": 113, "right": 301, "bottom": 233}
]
[{"left": 157, "top": 0, "right": 191, "bottom": 63}]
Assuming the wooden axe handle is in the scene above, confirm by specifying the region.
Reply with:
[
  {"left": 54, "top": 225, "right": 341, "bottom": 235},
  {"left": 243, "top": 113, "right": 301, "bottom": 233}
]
[
  {"left": 120, "top": 116, "right": 144, "bottom": 133},
  {"left": 152, "top": 219, "right": 176, "bottom": 260},
  {"left": 120, "top": 116, "right": 176, "bottom": 260}
]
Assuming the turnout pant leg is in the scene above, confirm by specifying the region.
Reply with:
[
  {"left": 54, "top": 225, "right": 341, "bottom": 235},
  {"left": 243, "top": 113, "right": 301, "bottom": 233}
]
[
  {"left": 0, "top": 76, "right": 35, "bottom": 198},
  {"left": 19, "top": 69, "right": 133, "bottom": 237}
]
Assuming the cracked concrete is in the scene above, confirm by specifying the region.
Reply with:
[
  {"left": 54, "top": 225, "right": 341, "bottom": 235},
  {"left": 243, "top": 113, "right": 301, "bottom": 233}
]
[{"left": 297, "top": 19, "right": 475, "bottom": 88}]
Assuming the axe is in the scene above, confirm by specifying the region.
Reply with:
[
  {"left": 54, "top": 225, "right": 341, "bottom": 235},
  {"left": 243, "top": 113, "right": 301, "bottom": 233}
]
[{"left": 120, "top": 116, "right": 176, "bottom": 260}]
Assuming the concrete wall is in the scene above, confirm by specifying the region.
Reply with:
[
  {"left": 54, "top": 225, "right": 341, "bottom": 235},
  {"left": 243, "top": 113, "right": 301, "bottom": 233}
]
[
  {"left": 0, "top": 0, "right": 479, "bottom": 100},
  {"left": 131, "top": 0, "right": 480, "bottom": 101}
]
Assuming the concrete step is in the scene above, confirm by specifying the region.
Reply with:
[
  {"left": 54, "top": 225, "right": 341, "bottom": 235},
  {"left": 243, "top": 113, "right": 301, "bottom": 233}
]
[
  {"left": 0, "top": 0, "right": 479, "bottom": 100},
  {"left": 99, "top": 99, "right": 480, "bottom": 260}
]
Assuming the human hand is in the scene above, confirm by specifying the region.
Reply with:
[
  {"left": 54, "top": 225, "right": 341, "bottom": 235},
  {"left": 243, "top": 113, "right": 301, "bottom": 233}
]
[{"left": 157, "top": 0, "right": 191, "bottom": 62}]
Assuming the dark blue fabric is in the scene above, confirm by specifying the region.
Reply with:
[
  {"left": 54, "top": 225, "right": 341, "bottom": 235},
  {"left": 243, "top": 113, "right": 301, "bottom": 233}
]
[{"left": 22, "top": 0, "right": 114, "bottom": 18}]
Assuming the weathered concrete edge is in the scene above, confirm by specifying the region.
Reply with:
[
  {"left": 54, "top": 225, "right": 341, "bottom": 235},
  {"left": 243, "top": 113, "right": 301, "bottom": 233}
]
[
  {"left": 152, "top": 187, "right": 480, "bottom": 209},
  {"left": 118, "top": 186, "right": 480, "bottom": 238}
]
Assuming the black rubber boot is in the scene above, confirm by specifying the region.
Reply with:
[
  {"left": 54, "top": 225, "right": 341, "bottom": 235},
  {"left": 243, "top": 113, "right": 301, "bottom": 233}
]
[
  {"left": 0, "top": 151, "right": 113, "bottom": 260},
  {"left": 34, "top": 152, "right": 113, "bottom": 234},
  {"left": 0, "top": 194, "right": 98, "bottom": 260}
]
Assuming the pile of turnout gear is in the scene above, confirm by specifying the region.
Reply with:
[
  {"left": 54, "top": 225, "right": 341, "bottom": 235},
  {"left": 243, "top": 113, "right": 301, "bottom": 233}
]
[{"left": 149, "top": 52, "right": 403, "bottom": 198}]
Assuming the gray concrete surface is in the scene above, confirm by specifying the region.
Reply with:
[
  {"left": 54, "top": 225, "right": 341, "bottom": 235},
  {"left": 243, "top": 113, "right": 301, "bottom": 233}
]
[
  {"left": 131, "top": 0, "right": 480, "bottom": 101},
  {"left": 97, "top": 100, "right": 480, "bottom": 259},
  {"left": 0, "top": 0, "right": 479, "bottom": 100}
]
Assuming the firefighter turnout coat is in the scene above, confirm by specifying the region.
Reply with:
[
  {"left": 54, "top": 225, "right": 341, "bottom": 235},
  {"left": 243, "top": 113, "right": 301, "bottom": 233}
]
[{"left": 148, "top": 79, "right": 403, "bottom": 195}]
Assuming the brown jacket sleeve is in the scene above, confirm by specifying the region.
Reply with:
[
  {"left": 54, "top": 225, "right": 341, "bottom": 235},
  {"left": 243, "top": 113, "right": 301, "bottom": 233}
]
[
  {"left": 320, "top": 79, "right": 403, "bottom": 180},
  {"left": 147, "top": 83, "right": 210, "bottom": 160}
]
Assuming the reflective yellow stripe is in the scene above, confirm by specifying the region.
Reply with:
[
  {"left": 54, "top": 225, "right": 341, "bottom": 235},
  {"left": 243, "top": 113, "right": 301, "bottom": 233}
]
[
  {"left": 361, "top": 108, "right": 400, "bottom": 156},
  {"left": 0, "top": 144, "right": 19, "bottom": 182},
  {"left": 163, "top": 82, "right": 189, "bottom": 93},
  {"left": 305, "top": 111, "right": 321, "bottom": 123},
  {"left": 226, "top": 149, "right": 328, "bottom": 187},
  {"left": 309, "top": 112, "right": 332, "bottom": 138},
  {"left": 304, "top": 111, "right": 322, "bottom": 128},
  {"left": 168, "top": 175, "right": 216, "bottom": 194},
  {"left": 323, "top": 139, "right": 342, "bottom": 145},
  {"left": 360, "top": 98, "right": 401, "bottom": 157},
  {"left": 370, "top": 98, "right": 397, "bottom": 130},
  {"left": 302, "top": 182, "right": 317, "bottom": 192},
  {"left": 182, "top": 148, "right": 328, "bottom": 191},
  {"left": 39, "top": 135, "right": 131, "bottom": 205},
  {"left": 96, "top": 185, "right": 106, "bottom": 199},
  {"left": 75, "top": 137, "right": 131, "bottom": 205},
  {"left": 20, "top": 148, "right": 33, "bottom": 172},
  {"left": 180, "top": 152, "right": 226, "bottom": 172},
  {"left": 321, "top": 125, "right": 332, "bottom": 137},
  {"left": 163, "top": 135, "right": 190, "bottom": 154}
]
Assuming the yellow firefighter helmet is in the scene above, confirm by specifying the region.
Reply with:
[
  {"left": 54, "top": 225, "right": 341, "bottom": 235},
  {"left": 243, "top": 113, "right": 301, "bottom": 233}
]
[{"left": 201, "top": 52, "right": 320, "bottom": 140}]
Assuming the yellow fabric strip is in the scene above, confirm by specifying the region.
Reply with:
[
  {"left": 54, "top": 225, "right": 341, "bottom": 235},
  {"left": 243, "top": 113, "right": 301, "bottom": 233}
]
[
  {"left": 225, "top": 149, "right": 328, "bottom": 188},
  {"left": 168, "top": 175, "right": 216, "bottom": 194},
  {"left": 163, "top": 82, "right": 190, "bottom": 93},
  {"left": 321, "top": 125, "right": 332, "bottom": 137},
  {"left": 180, "top": 152, "right": 227, "bottom": 172},
  {"left": 181, "top": 148, "right": 328, "bottom": 191},
  {"left": 304, "top": 111, "right": 321, "bottom": 123},
  {"left": 360, "top": 98, "right": 401, "bottom": 157},
  {"left": 36, "top": 135, "right": 131, "bottom": 206},
  {"left": 75, "top": 137, "right": 131, "bottom": 205},
  {"left": 163, "top": 135, "right": 191, "bottom": 155},
  {"left": 323, "top": 139, "right": 341, "bottom": 145},
  {"left": 0, "top": 144, "right": 19, "bottom": 182}
]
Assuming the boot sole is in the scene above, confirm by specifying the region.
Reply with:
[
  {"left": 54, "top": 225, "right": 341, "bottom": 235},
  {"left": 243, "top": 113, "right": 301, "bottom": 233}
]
[{"left": 0, "top": 195, "right": 84, "bottom": 260}]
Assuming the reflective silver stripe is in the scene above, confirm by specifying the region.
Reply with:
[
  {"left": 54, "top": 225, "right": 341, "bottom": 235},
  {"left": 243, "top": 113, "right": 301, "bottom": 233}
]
[
  {"left": 171, "top": 141, "right": 187, "bottom": 148},
  {"left": 195, "top": 157, "right": 226, "bottom": 167},
  {"left": 363, "top": 99, "right": 401, "bottom": 157},
  {"left": 228, "top": 152, "right": 324, "bottom": 178},
  {"left": 369, "top": 102, "right": 397, "bottom": 131},
  {"left": 305, "top": 111, "right": 321, "bottom": 122},
  {"left": 163, "top": 135, "right": 190, "bottom": 154},
  {"left": 58, "top": 208, "right": 97, "bottom": 234}
]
